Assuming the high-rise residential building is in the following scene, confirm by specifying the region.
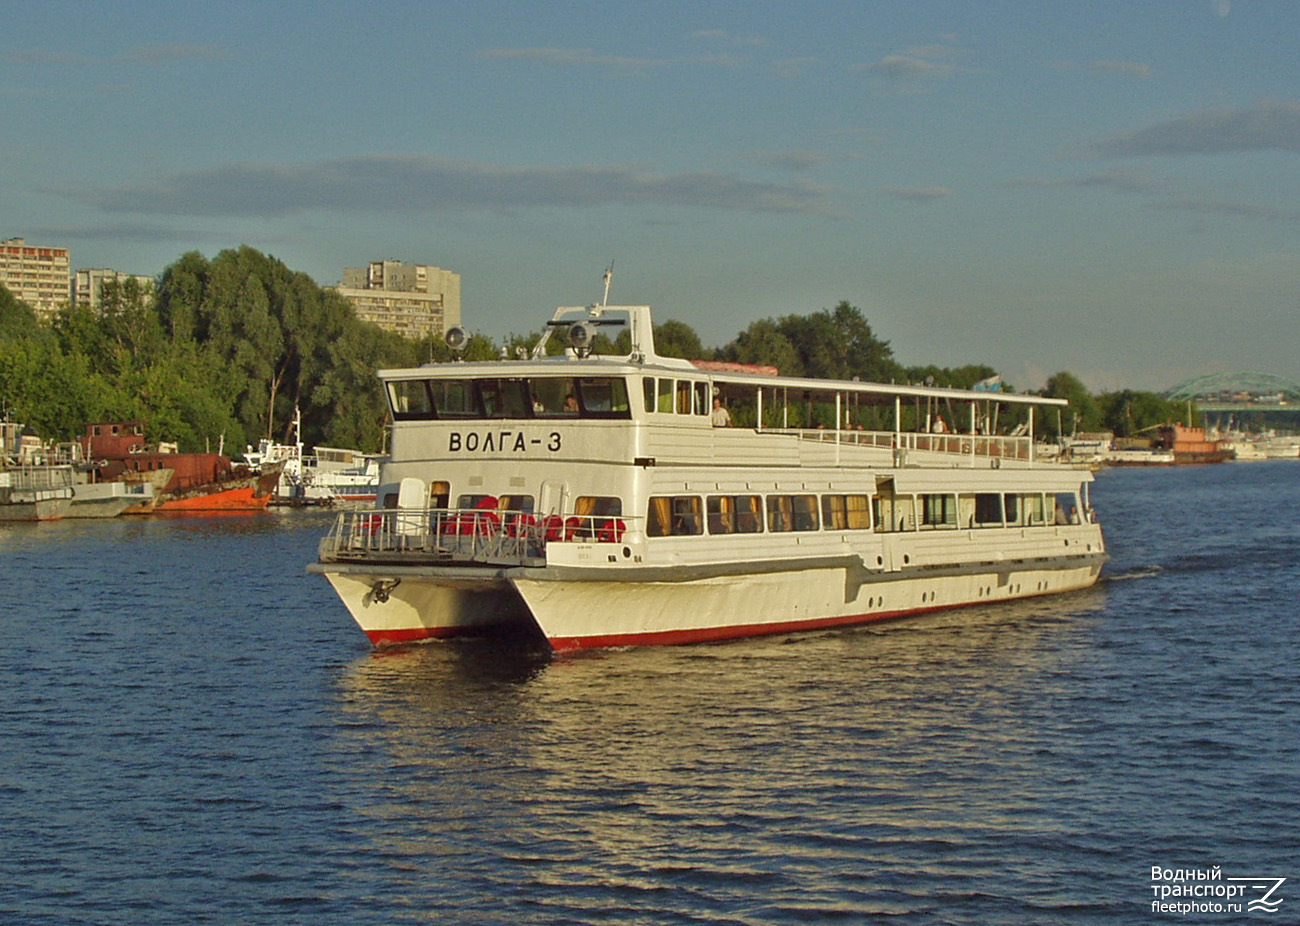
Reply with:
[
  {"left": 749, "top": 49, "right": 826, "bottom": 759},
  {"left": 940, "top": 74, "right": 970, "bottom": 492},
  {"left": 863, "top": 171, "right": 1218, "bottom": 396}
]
[
  {"left": 73, "top": 268, "right": 155, "bottom": 312},
  {"left": 332, "top": 259, "right": 461, "bottom": 339},
  {"left": 0, "top": 237, "right": 70, "bottom": 321}
]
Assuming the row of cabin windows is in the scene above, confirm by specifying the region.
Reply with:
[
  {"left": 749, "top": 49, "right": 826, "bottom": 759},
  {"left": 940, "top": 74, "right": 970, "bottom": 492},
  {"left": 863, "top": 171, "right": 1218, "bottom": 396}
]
[
  {"left": 387, "top": 375, "right": 718, "bottom": 421},
  {"left": 648, "top": 491, "right": 1082, "bottom": 537},
  {"left": 375, "top": 481, "right": 1082, "bottom": 537},
  {"left": 379, "top": 482, "right": 622, "bottom": 519},
  {"left": 648, "top": 493, "right": 871, "bottom": 537}
]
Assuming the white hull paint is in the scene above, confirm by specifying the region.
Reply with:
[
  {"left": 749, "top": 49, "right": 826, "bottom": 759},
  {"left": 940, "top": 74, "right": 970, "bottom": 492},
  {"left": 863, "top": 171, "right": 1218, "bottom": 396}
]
[{"left": 314, "top": 546, "right": 1104, "bottom": 651}]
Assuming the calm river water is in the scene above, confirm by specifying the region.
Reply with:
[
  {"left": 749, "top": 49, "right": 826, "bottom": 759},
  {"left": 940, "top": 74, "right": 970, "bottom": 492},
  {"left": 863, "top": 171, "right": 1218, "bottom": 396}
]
[{"left": 1, "top": 462, "right": 1297, "bottom": 924}]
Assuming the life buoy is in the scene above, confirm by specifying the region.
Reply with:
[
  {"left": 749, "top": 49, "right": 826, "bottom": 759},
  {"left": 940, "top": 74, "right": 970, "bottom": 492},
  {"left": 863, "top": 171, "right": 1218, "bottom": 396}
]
[
  {"left": 474, "top": 511, "right": 500, "bottom": 537},
  {"left": 596, "top": 518, "right": 626, "bottom": 543},
  {"left": 541, "top": 515, "right": 565, "bottom": 542},
  {"left": 505, "top": 512, "right": 536, "bottom": 537}
]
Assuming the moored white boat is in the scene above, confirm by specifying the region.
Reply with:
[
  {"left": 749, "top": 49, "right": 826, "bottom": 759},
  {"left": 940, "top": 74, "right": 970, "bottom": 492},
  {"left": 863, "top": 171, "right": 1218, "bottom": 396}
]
[
  {"left": 246, "top": 411, "right": 382, "bottom": 507},
  {"left": 310, "top": 303, "right": 1107, "bottom": 652},
  {"left": 68, "top": 479, "right": 156, "bottom": 518}
]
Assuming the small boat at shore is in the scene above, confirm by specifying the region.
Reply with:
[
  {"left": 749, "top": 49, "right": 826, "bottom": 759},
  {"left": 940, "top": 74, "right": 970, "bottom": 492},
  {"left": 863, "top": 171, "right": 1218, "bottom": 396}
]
[
  {"left": 0, "top": 463, "right": 74, "bottom": 521},
  {"left": 68, "top": 479, "right": 156, "bottom": 518},
  {"left": 81, "top": 422, "right": 281, "bottom": 512},
  {"left": 1, "top": 421, "right": 74, "bottom": 521},
  {"left": 245, "top": 409, "right": 382, "bottom": 507},
  {"left": 310, "top": 301, "right": 1107, "bottom": 652}
]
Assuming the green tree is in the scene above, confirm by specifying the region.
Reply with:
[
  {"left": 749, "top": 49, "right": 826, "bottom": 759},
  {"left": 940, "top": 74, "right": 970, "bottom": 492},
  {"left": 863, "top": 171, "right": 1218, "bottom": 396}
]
[
  {"left": 652, "top": 319, "right": 706, "bottom": 360},
  {"left": 1042, "top": 370, "right": 1102, "bottom": 435},
  {"left": 718, "top": 318, "right": 802, "bottom": 375},
  {"left": 1098, "top": 390, "right": 1187, "bottom": 438},
  {"left": 0, "top": 283, "right": 39, "bottom": 340}
]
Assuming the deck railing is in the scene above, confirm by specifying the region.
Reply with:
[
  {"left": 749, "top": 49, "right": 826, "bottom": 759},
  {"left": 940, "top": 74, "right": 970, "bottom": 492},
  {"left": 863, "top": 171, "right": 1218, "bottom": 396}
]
[
  {"left": 772, "top": 427, "right": 1034, "bottom": 462},
  {"left": 317, "top": 508, "right": 633, "bottom": 565}
]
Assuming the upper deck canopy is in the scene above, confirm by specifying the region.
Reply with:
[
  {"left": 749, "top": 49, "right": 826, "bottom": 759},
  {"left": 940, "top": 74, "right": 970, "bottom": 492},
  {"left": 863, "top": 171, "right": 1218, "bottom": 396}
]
[{"left": 379, "top": 303, "right": 1067, "bottom": 414}]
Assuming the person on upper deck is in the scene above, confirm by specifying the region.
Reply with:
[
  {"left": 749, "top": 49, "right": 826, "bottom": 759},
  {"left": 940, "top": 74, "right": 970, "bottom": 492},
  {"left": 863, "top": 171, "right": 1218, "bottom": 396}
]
[{"left": 711, "top": 397, "right": 731, "bottom": 427}]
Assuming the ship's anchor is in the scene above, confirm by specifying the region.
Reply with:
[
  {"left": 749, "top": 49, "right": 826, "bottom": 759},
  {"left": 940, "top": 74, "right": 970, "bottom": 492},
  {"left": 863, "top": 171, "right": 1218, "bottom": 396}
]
[{"left": 367, "top": 578, "right": 401, "bottom": 604}]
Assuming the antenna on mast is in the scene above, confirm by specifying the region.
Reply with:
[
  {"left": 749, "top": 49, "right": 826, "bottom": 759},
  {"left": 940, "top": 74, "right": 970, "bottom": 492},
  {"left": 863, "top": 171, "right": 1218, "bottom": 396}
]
[{"left": 601, "top": 260, "right": 614, "bottom": 306}]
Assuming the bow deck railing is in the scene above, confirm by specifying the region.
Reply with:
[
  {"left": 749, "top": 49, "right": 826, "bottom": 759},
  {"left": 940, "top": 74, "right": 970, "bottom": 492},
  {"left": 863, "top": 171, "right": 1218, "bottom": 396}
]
[{"left": 318, "top": 508, "right": 632, "bottom": 567}]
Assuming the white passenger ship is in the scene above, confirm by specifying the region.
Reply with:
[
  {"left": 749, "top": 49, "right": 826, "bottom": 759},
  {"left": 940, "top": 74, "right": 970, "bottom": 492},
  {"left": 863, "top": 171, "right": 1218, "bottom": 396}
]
[{"left": 310, "top": 303, "right": 1105, "bottom": 652}]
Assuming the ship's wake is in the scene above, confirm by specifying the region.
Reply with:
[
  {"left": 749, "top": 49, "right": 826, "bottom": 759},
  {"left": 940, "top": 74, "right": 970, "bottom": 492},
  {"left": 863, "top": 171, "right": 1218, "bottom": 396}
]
[{"left": 1100, "top": 565, "right": 1162, "bottom": 583}]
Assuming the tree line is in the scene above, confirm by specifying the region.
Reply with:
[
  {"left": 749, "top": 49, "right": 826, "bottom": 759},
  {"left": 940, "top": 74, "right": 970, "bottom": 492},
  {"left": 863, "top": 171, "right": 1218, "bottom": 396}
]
[{"left": 0, "top": 245, "right": 1188, "bottom": 454}]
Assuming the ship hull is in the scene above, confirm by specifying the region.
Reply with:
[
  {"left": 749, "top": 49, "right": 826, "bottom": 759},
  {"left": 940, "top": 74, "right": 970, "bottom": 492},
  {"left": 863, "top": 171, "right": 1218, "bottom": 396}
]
[
  {"left": 311, "top": 552, "right": 1105, "bottom": 652},
  {"left": 0, "top": 496, "right": 72, "bottom": 522},
  {"left": 312, "top": 564, "right": 535, "bottom": 645},
  {"left": 153, "top": 466, "right": 281, "bottom": 512}
]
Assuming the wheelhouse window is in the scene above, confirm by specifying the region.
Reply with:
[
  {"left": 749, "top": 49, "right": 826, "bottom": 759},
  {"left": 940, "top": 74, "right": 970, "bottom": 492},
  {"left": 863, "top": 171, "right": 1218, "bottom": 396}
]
[
  {"left": 390, "top": 376, "right": 632, "bottom": 420},
  {"left": 479, "top": 379, "right": 531, "bottom": 418},
  {"left": 1054, "top": 492, "right": 1080, "bottom": 524},
  {"left": 656, "top": 378, "right": 675, "bottom": 413},
  {"left": 694, "top": 382, "right": 709, "bottom": 416},
  {"left": 388, "top": 380, "right": 435, "bottom": 419},
  {"left": 532, "top": 377, "right": 578, "bottom": 416},
  {"left": 431, "top": 379, "right": 479, "bottom": 418},
  {"left": 647, "top": 496, "right": 703, "bottom": 537},
  {"left": 574, "top": 377, "right": 630, "bottom": 417}
]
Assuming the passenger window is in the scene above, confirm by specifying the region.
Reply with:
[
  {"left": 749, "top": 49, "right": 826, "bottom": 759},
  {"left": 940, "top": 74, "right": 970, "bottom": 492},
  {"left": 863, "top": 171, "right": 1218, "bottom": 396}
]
[
  {"left": 499, "top": 495, "right": 535, "bottom": 513},
  {"left": 767, "top": 496, "right": 793, "bottom": 532},
  {"left": 429, "top": 481, "right": 450, "bottom": 509},
  {"left": 647, "top": 496, "right": 702, "bottom": 536},
  {"left": 575, "top": 496, "right": 621, "bottom": 517},
  {"left": 791, "top": 495, "right": 819, "bottom": 531},
  {"left": 643, "top": 377, "right": 656, "bottom": 413},
  {"left": 974, "top": 493, "right": 1002, "bottom": 526}
]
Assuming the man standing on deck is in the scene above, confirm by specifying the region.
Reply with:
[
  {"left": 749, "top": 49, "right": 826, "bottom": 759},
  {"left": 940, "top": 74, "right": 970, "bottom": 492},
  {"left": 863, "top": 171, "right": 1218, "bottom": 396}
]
[{"left": 711, "top": 397, "right": 731, "bottom": 427}]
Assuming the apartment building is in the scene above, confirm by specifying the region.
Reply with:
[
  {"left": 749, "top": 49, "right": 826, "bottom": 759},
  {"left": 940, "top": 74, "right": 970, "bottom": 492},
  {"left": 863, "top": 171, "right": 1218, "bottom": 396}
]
[
  {"left": 73, "top": 268, "right": 155, "bottom": 312},
  {"left": 333, "top": 259, "right": 461, "bottom": 339},
  {"left": 0, "top": 237, "right": 70, "bottom": 320}
]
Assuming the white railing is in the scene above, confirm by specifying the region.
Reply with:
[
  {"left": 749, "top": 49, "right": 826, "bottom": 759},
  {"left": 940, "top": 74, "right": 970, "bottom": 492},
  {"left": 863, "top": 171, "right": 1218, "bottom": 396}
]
[
  {"left": 317, "top": 508, "right": 633, "bottom": 565},
  {"left": 769, "top": 427, "right": 1034, "bottom": 462}
]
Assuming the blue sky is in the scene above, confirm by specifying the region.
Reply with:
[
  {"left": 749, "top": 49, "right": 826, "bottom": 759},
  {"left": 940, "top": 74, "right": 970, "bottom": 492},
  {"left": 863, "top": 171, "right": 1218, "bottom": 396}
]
[{"left": 4, "top": 0, "right": 1298, "bottom": 392}]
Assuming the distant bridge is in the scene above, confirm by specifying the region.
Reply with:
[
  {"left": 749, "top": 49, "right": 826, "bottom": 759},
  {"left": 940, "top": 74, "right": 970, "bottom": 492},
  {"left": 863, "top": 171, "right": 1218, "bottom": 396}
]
[{"left": 1166, "top": 371, "right": 1300, "bottom": 414}]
